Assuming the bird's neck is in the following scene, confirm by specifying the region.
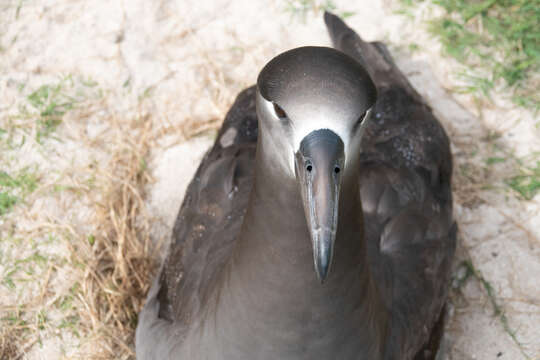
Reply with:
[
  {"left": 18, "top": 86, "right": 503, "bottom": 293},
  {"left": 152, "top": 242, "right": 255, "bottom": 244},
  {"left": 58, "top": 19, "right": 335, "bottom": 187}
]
[{"left": 207, "top": 148, "right": 389, "bottom": 358}]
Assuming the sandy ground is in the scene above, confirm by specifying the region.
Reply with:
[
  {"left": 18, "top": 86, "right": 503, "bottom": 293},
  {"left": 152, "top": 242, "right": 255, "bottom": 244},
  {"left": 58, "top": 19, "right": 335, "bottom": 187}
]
[{"left": 1, "top": 0, "right": 539, "bottom": 359}]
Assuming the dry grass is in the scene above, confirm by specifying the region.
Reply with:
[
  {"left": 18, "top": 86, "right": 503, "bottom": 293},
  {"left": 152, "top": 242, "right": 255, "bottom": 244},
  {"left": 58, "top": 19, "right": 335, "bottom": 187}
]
[
  {"left": 0, "top": 108, "right": 159, "bottom": 359},
  {"left": 71, "top": 115, "right": 157, "bottom": 358},
  {"left": 0, "top": 40, "right": 243, "bottom": 358},
  {"left": 0, "top": 327, "right": 21, "bottom": 359}
]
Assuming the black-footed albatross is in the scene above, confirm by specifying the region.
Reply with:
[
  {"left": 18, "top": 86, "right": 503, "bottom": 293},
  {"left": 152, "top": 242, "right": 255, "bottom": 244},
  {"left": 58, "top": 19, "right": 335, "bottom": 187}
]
[{"left": 136, "top": 12, "right": 456, "bottom": 360}]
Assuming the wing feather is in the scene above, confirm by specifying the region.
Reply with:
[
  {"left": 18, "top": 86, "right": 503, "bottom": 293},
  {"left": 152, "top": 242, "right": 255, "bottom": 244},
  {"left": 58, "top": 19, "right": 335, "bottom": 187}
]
[{"left": 325, "top": 11, "right": 457, "bottom": 358}]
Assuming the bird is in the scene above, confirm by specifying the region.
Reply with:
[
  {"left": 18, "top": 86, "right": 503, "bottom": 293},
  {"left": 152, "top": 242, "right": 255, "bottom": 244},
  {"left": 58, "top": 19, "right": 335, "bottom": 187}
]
[{"left": 136, "top": 12, "right": 456, "bottom": 360}]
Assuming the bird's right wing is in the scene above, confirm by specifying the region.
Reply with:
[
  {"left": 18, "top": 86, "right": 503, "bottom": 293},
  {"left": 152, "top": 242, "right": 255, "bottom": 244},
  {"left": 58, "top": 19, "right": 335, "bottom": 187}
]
[
  {"left": 136, "top": 87, "right": 258, "bottom": 359},
  {"left": 157, "top": 87, "right": 258, "bottom": 323}
]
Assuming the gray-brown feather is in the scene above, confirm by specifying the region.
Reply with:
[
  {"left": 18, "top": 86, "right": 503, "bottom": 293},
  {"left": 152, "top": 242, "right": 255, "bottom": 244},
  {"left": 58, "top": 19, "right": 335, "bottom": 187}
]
[
  {"left": 325, "top": 11, "right": 456, "bottom": 359},
  {"left": 140, "top": 14, "right": 456, "bottom": 360},
  {"left": 157, "top": 87, "right": 258, "bottom": 324}
]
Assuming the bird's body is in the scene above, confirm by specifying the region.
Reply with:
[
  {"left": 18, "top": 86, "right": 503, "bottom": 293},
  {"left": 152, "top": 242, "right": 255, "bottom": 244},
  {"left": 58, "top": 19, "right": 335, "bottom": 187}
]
[{"left": 136, "top": 13, "right": 456, "bottom": 360}]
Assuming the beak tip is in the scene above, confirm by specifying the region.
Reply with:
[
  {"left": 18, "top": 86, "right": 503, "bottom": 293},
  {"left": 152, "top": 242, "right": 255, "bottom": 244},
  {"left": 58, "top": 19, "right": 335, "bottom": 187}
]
[
  {"left": 314, "top": 248, "right": 332, "bottom": 284},
  {"left": 316, "top": 272, "right": 328, "bottom": 284}
]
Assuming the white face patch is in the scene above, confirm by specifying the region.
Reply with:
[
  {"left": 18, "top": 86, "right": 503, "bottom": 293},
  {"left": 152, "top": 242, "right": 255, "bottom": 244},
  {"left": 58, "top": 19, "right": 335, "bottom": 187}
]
[
  {"left": 291, "top": 114, "right": 350, "bottom": 152},
  {"left": 257, "top": 92, "right": 370, "bottom": 176},
  {"left": 257, "top": 94, "right": 297, "bottom": 175},
  {"left": 259, "top": 95, "right": 354, "bottom": 150}
]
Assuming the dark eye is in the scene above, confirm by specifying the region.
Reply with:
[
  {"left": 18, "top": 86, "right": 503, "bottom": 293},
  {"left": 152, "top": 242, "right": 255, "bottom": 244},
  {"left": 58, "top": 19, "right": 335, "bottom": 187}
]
[
  {"left": 273, "top": 103, "right": 287, "bottom": 119},
  {"left": 352, "top": 111, "right": 367, "bottom": 132},
  {"left": 358, "top": 111, "right": 367, "bottom": 123}
]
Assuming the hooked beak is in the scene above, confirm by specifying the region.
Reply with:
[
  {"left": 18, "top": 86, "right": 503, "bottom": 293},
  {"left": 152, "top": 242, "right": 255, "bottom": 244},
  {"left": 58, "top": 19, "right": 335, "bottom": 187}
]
[{"left": 295, "top": 129, "right": 345, "bottom": 283}]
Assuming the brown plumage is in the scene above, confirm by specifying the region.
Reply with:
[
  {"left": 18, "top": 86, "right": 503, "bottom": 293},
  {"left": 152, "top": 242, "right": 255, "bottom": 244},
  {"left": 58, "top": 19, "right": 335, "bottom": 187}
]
[{"left": 136, "top": 12, "right": 456, "bottom": 360}]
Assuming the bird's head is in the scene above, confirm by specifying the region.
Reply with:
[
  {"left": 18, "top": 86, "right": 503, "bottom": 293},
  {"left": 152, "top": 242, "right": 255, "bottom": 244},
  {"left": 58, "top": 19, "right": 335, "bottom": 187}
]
[{"left": 256, "top": 46, "right": 376, "bottom": 283}]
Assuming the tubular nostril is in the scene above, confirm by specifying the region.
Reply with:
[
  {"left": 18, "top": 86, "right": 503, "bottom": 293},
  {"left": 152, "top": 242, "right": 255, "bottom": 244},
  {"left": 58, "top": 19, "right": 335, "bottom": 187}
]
[
  {"left": 306, "top": 165, "right": 313, "bottom": 172},
  {"left": 334, "top": 166, "right": 340, "bottom": 174}
]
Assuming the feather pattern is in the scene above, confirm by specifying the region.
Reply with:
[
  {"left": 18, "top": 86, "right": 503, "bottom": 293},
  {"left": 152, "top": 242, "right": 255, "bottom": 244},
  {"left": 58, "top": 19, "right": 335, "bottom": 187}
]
[{"left": 136, "top": 13, "right": 456, "bottom": 360}]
